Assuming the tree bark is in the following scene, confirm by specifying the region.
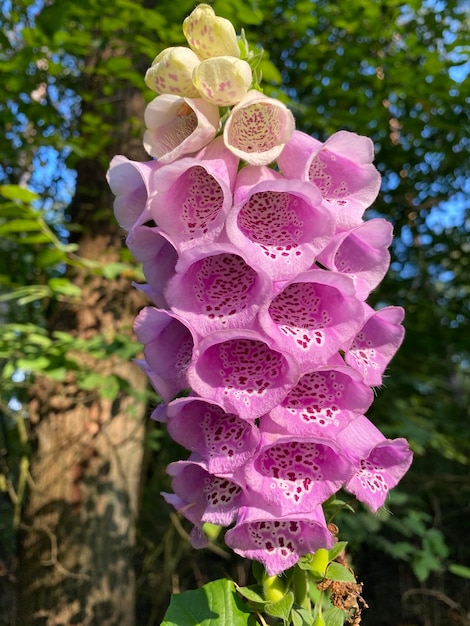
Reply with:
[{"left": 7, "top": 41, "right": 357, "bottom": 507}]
[{"left": 15, "top": 62, "right": 149, "bottom": 626}]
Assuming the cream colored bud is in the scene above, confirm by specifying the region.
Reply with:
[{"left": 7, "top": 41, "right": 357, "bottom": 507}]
[
  {"left": 145, "top": 47, "right": 200, "bottom": 97},
  {"left": 183, "top": 4, "right": 240, "bottom": 60},
  {"left": 192, "top": 56, "right": 252, "bottom": 106}
]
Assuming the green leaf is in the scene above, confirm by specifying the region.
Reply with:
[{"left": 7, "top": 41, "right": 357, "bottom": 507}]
[
  {"left": 36, "top": 248, "right": 67, "bottom": 269},
  {"left": 48, "top": 278, "right": 82, "bottom": 298},
  {"left": 328, "top": 542, "right": 348, "bottom": 562},
  {"left": 292, "top": 607, "right": 314, "bottom": 626},
  {"left": 323, "top": 606, "right": 347, "bottom": 626},
  {"left": 325, "top": 562, "right": 356, "bottom": 583},
  {"left": 0, "top": 219, "right": 43, "bottom": 234},
  {"left": 449, "top": 564, "right": 470, "bottom": 580},
  {"left": 236, "top": 584, "right": 267, "bottom": 606},
  {"left": 0, "top": 185, "right": 38, "bottom": 203},
  {"left": 161, "top": 579, "right": 253, "bottom": 626},
  {"left": 265, "top": 590, "right": 294, "bottom": 620}
]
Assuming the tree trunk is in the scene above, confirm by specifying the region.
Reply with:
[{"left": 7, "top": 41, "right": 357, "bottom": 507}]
[{"left": 15, "top": 72, "right": 149, "bottom": 625}]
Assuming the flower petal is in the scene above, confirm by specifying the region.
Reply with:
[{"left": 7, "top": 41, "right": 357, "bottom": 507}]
[
  {"left": 258, "top": 269, "right": 365, "bottom": 371},
  {"left": 187, "top": 329, "right": 300, "bottom": 420},
  {"left": 143, "top": 94, "right": 219, "bottom": 163},
  {"left": 225, "top": 504, "right": 333, "bottom": 576},
  {"left": 244, "top": 433, "right": 351, "bottom": 516},
  {"left": 166, "top": 458, "right": 245, "bottom": 526},
  {"left": 107, "top": 155, "right": 161, "bottom": 231},
  {"left": 126, "top": 226, "right": 177, "bottom": 306},
  {"left": 226, "top": 166, "right": 333, "bottom": 281},
  {"left": 337, "top": 415, "right": 413, "bottom": 512},
  {"left": 166, "top": 397, "right": 260, "bottom": 474},
  {"left": 134, "top": 307, "right": 195, "bottom": 401},
  {"left": 268, "top": 365, "right": 374, "bottom": 437},
  {"left": 317, "top": 219, "right": 393, "bottom": 300},
  {"left": 148, "top": 137, "right": 237, "bottom": 251},
  {"left": 193, "top": 56, "right": 252, "bottom": 106},
  {"left": 278, "top": 130, "right": 382, "bottom": 230},
  {"left": 183, "top": 4, "right": 240, "bottom": 59},
  {"left": 344, "top": 305, "right": 405, "bottom": 386},
  {"left": 224, "top": 90, "right": 295, "bottom": 165},
  {"left": 165, "top": 243, "right": 272, "bottom": 336},
  {"left": 145, "top": 46, "right": 201, "bottom": 97}
]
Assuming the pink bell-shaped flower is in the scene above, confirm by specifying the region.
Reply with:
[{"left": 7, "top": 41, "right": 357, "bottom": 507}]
[
  {"left": 143, "top": 94, "right": 219, "bottom": 163},
  {"left": 164, "top": 397, "right": 260, "bottom": 475},
  {"left": 134, "top": 307, "right": 195, "bottom": 402},
  {"left": 225, "top": 504, "right": 334, "bottom": 576},
  {"left": 107, "top": 155, "right": 161, "bottom": 231},
  {"left": 224, "top": 90, "right": 295, "bottom": 165},
  {"left": 243, "top": 430, "right": 351, "bottom": 517},
  {"left": 165, "top": 243, "right": 272, "bottom": 337},
  {"left": 148, "top": 137, "right": 238, "bottom": 252},
  {"left": 226, "top": 165, "right": 334, "bottom": 281},
  {"left": 317, "top": 218, "right": 393, "bottom": 300},
  {"left": 126, "top": 226, "right": 177, "bottom": 308},
  {"left": 267, "top": 364, "right": 374, "bottom": 438},
  {"left": 278, "top": 130, "right": 382, "bottom": 230},
  {"left": 164, "top": 457, "right": 245, "bottom": 526},
  {"left": 337, "top": 415, "right": 413, "bottom": 512},
  {"left": 258, "top": 269, "right": 365, "bottom": 372},
  {"left": 344, "top": 305, "right": 405, "bottom": 386},
  {"left": 187, "top": 329, "right": 300, "bottom": 420}
]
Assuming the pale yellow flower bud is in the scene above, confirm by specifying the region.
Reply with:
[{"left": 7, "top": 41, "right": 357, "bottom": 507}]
[
  {"left": 192, "top": 56, "right": 252, "bottom": 107},
  {"left": 145, "top": 47, "right": 201, "bottom": 97},
  {"left": 183, "top": 4, "right": 240, "bottom": 60}
]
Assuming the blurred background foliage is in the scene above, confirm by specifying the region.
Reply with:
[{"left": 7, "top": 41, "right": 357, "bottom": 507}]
[{"left": 0, "top": 0, "right": 469, "bottom": 625}]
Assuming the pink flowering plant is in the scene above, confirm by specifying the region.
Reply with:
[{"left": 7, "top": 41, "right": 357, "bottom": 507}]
[{"left": 108, "top": 5, "right": 413, "bottom": 625}]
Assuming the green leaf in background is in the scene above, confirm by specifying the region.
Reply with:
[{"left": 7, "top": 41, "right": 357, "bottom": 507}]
[
  {"left": 448, "top": 564, "right": 470, "bottom": 580},
  {"left": 161, "top": 579, "right": 254, "bottom": 626}
]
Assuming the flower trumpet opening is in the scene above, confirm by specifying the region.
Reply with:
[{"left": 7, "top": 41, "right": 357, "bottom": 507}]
[
  {"left": 224, "top": 90, "right": 296, "bottom": 165},
  {"left": 143, "top": 94, "right": 219, "bottom": 163}
]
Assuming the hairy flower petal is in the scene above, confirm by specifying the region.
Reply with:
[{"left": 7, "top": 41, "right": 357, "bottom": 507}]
[
  {"left": 226, "top": 166, "right": 333, "bottom": 281},
  {"left": 143, "top": 94, "right": 219, "bottom": 163},
  {"left": 166, "top": 243, "right": 272, "bottom": 336},
  {"left": 267, "top": 365, "right": 374, "bottom": 437},
  {"left": 278, "top": 130, "right": 382, "bottom": 230},
  {"left": 146, "top": 137, "right": 237, "bottom": 252},
  {"left": 187, "top": 330, "right": 300, "bottom": 420},
  {"left": 225, "top": 504, "right": 333, "bottom": 576},
  {"left": 337, "top": 415, "right": 413, "bottom": 511},
  {"left": 224, "top": 90, "right": 295, "bottom": 165},
  {"left": 244, "top": 433, "right": 351, "bottom": 516},
  {"left": 344, "top": 305, "right": 405, "bottom": 386},
  {"left": 165, "top": 397, "right": 260, "bottom": 474},
  {"left": 259, "top": 269, "right": 365, "bottom": 371}
]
